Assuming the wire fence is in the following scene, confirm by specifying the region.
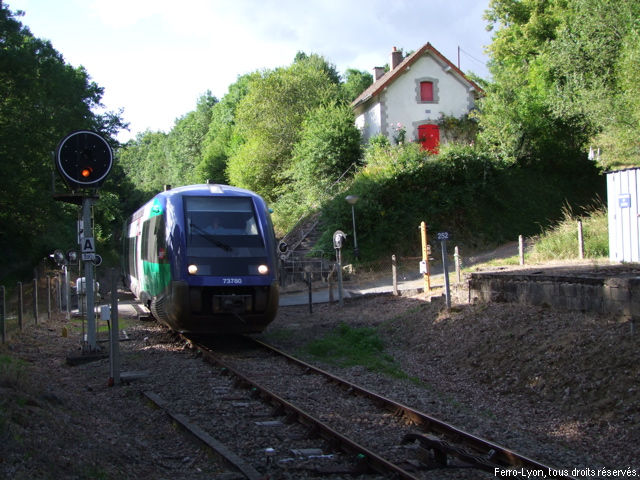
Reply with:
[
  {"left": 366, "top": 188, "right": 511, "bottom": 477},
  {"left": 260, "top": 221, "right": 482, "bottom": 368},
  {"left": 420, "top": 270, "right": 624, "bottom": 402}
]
[{"left": 0, "top": 267, "right": 82, "bottom": 344}]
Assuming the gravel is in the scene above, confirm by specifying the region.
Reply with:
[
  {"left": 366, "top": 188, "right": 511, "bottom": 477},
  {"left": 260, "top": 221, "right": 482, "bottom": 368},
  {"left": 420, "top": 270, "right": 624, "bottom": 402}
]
[{"left": 1, "top": 275, "right": 638, "bottom": 480}]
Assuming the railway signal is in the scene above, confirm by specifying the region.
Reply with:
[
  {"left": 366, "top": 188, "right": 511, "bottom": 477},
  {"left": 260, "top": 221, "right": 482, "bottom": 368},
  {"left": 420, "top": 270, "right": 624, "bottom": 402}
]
[
  {"left": 55, "top": 130, "right": 113, "bottom": 190},
  {"left": 53, "top": 130, "right": 112, "bottom": 353}
]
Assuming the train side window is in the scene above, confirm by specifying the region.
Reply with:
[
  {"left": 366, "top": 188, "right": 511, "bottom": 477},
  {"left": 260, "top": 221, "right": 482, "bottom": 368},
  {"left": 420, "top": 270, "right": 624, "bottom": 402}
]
[
  {"left": 128, "top": 236, "right": 137, "bottom": 277},
  {"left": 141, "top": 222, "right": 150, "bottom": 261},
  {"left": 141, "top": 214, "right": 166, "bottom": 263}
]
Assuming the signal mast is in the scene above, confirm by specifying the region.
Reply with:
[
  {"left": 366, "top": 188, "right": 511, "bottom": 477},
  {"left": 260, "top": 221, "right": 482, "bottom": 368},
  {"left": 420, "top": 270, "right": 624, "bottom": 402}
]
[{"left": 54, "top": 130, "right": 113, "bottom": 352}]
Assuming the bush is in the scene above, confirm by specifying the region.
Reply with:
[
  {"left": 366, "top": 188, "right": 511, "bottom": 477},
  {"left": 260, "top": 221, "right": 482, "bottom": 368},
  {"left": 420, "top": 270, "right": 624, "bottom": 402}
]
[{"left": 315, "top": 142, "right": 605, "bottom": 262}]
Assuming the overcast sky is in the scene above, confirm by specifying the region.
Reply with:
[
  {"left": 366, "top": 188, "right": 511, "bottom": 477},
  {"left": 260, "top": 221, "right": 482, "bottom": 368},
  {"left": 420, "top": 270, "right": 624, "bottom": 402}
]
[{"left": 7, "top": 0, "right": 493, "bottom": 141}]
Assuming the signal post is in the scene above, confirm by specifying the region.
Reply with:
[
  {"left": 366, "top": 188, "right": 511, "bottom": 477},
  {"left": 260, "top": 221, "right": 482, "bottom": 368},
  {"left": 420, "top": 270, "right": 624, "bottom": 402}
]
[{"left": 54, "top": 130, "right": 113, "bottom": 352}]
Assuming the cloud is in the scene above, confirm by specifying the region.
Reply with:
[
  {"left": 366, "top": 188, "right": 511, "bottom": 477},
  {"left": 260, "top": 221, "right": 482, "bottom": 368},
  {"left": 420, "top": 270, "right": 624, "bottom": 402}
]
[{"left": 10, "top": 0, "right": 491, "bottom": 140}]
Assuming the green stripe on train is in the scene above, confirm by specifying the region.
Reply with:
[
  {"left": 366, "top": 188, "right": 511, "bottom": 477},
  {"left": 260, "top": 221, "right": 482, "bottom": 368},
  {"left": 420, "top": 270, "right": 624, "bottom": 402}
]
[{"left": 142, "top": 261, "right": 172, "bottom": 296}]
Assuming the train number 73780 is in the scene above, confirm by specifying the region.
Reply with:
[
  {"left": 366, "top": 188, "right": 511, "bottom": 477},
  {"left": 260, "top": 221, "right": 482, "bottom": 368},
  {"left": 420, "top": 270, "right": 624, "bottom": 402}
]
[{"left": 222, "top": 278, "right": 243, "bottom": 284}]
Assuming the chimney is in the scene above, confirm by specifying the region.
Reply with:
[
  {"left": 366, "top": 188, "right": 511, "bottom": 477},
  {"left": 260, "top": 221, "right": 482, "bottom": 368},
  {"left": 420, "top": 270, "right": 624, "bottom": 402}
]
[
  {"left": 390, "top": 46, "right": 403, "bottom": 70},
  {"left": 373, "top": 66, "right": 386, "bottom": 81}
]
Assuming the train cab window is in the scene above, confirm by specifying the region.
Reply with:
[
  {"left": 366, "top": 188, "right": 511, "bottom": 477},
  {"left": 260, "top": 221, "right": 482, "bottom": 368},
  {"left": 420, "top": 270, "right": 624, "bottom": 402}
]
[
  {"left": 185, "top": 197, "right": 262, "bottom": 240},
  {"left": 185, "top": 196, "right": 268, "bottom": 275}
]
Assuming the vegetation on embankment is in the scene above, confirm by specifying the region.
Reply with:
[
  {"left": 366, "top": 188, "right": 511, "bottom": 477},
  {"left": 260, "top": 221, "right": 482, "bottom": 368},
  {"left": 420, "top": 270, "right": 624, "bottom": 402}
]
[
  {"left": 527, "top": 203, "right": 609, "bottom": 262},
  {"left": 314, "top": 142, "right": 605, "bottom": 262}
]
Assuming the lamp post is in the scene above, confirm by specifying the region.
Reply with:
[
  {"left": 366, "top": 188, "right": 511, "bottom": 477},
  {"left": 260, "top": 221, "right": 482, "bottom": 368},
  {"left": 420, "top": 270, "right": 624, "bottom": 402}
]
[{"left": 345, "top": 195, "right": 359, "bottom": 260}]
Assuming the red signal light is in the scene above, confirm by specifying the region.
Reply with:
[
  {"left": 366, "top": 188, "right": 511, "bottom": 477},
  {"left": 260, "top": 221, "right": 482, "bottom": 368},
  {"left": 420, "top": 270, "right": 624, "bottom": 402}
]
[{"left": 55, "top": 131, "right": 113, "bottom": 190}]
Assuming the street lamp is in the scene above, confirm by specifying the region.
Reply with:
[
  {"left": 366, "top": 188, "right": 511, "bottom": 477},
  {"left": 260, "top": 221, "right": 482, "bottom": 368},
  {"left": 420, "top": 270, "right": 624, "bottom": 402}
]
[{"left": 345, "top": 195, "right": 359, "bottom": 260}]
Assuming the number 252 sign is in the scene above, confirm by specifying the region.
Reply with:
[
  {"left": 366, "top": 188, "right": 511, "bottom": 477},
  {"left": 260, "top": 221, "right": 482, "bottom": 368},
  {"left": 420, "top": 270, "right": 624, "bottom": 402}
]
[{"left": 437, "top": 232, "right": 449, "bottom": 241}]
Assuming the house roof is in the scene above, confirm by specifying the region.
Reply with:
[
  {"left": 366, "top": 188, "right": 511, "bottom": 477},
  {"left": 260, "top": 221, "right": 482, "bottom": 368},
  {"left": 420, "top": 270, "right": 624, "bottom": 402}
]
[{"left": 351, "top": 42, "right": 484, "bottom": 109}]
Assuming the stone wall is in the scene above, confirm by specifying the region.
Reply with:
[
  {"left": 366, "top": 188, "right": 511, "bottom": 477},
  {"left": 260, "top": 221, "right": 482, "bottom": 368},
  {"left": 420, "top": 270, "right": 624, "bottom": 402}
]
[{"left": 468, "top": 267, "right": 640, "bottom": 319}]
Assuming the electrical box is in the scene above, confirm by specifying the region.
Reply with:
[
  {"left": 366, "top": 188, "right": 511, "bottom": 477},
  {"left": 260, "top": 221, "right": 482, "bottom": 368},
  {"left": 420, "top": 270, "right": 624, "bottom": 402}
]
[
  {"left": 607, "top": 168, "right": 640, "bottom": 262},
  {"left": 419, "top": 260, "right": 427, "bottom": 274}
]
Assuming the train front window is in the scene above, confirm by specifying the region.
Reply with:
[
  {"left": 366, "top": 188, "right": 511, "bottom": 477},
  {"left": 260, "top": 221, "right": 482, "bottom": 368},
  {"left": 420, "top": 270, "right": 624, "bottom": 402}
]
[{"left": 184, "top": 196, "right": 268, "bottom": 276}]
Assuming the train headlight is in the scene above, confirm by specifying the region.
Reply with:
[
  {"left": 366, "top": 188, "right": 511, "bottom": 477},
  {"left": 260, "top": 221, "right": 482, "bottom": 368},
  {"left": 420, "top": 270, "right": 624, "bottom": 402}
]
[
  {"left": 258, "top": 264, "right": 269, "bottom": 275},
  {"left": 188, "top": 264, "right": 198, "bottom": 275}
]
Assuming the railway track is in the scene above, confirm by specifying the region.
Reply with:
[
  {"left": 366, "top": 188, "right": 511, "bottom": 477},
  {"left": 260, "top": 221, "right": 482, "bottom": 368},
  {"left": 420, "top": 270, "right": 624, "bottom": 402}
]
[{"left": 158, "top": 333, "right": 577, "bottom": 479}]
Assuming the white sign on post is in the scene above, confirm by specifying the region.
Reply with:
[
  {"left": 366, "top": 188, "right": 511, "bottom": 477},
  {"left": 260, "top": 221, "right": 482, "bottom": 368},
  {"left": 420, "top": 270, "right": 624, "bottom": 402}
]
[
  {"left": 81, "top": 236, "right": 95, "bottom": 261},
  {"left": 82, "top": 237, "right": 95, "bottom": 253}
]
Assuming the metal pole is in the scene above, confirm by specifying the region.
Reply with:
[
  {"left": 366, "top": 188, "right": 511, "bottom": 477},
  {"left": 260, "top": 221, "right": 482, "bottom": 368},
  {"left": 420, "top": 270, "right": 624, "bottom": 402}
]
[
  {"left": 47, "top": 275, "right": 52, "bottom": 322},
  {"left": 57, "top": 274, "right": 62, "bottom": 312},
  {"left": 336, "top": 248, "right": 344, "bottom": 307},
  {"left": 420, "top": 222, "right": 431, "bottom": 292},
  {"left": 351, "top": 204, "right": 359, "bottom": 260},
  {"left": 83, "top": 197, "right": 97, "bottom": 351},
  {"left": 519, "top": 235, "right": 525, "bottom": 266},
  {"left": 17, "top": 281, "right": 23, "bottom": 331},
  {"left": 109, "top": 268, "right": 120, "bottom": 385},
  {"left": 391, "top": 255, "right": 398, "bottom": 296},
  {"left": 32, "top": 278, "right": 38, "bottom": 325},
  {"left": 1, "top": 286, "right": 5, "bottom": 343},
  {"left": 441, "top": 240, "right": 451, "bottom": 309},
  {"left": 64, "top": 265, "right": 70, "bottom": 320},
  {"left": 306, "top": 272, "right": 313, "bottom": 314},
  {"left": 578, "top": 220, "right": 584, "bottom": 259}
]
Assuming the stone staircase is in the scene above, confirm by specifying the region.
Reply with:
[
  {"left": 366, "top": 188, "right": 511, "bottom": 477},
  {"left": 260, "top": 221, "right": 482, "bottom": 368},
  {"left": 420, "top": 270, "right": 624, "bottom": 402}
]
[{"left": 280, "top": 214, "right": 333, "bottom": 287}]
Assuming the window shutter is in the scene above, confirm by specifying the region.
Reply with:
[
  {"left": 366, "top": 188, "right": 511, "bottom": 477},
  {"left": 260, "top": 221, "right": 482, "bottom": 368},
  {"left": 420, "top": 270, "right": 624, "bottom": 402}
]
[{"left": 420, "top": 81, "right": 434, "bottom": 102}]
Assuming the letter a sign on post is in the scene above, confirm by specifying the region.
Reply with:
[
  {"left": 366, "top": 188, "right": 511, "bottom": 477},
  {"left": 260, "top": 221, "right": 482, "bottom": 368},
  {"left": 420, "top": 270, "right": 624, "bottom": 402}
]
[{"left": 82, "top": 237, "right": 95, "bottom": 261}]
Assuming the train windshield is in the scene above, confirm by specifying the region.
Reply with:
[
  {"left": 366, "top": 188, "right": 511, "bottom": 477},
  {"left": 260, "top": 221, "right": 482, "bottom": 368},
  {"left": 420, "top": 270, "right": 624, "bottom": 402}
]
[{"left": 184, "top": 196, "right": 268, "bottom": 276}]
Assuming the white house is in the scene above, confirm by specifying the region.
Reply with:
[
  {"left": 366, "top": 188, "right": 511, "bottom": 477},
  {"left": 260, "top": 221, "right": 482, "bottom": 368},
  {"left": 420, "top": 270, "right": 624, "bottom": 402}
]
[{"left": 351, "top": 43, "right": 483, "bottom": 152}]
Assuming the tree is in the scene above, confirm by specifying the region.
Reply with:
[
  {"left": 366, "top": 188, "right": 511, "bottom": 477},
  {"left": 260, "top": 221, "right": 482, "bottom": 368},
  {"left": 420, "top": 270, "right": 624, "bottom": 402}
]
[
  {"left": 0, "top": 5, "right": 125, "bottom": 279},
  {"left": 479, "top": 0, "right": 640, "bottom": 169},
  {"left": 165, "top": 92, "right": 217, "bottom": 185},
  {"left": 118, "top": 131, "right": 171, "bottom": 196},
  {"left": 341, "top": 68, "right": 373, "bottom": 102},
  {"left": 287, "top": 103, "right": 362, "bottom": 204},
  {"left": 195, "top": 73, "right": 258, "bottom": 184},
  {"left": 544, "top": 0, "right": 640, "bottom": 168},
  {"left": 226, "top": 58, "right": 341, "bottom": 200}
]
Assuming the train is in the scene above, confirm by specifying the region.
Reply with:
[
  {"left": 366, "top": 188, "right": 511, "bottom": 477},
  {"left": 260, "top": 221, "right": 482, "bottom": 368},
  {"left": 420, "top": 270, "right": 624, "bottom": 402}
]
[{"left": 122, "top": 183, "right": 283, "bottom": 334}]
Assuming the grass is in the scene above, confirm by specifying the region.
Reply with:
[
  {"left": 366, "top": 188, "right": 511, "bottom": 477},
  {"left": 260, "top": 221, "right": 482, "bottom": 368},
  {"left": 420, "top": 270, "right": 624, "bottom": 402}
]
[
  {"left": 0, "top": 354, "right": 27, "bottom": 388},
  {"left": 63, "top": 316, "right": 135, "bottom": 336},
  {"left": 528, "top": 204, "right": 609, "bottom": 262},
  {"left": 461, "top": 204, "right": 609, "bottom": 269},
  {"left": 301, "top": 322, "right": 409, "bottom": 379}
]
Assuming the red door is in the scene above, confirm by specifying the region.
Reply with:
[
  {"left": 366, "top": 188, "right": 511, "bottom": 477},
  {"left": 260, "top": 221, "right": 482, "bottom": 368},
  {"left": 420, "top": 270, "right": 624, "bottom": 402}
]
[{"left": 418, "top": 124, "right": 439, "bottom": 153}]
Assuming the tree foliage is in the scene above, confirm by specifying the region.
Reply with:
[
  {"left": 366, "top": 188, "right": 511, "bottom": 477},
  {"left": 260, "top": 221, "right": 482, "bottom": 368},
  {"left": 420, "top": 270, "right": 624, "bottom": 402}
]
[
  {"left": 118, "top": 52, "right": 366, "bottom": 233},
  {"left": 479, "top": 0, "right": 640, "bottom": 169},
  {"left": 341, "top": 68, "right": 373, "bottom": 102},
  {"left": 226, "top": 55, "right": 343, "bottom": 201},
  {"left": 0, "top": 5, "right": 127, "bottom": 279}
]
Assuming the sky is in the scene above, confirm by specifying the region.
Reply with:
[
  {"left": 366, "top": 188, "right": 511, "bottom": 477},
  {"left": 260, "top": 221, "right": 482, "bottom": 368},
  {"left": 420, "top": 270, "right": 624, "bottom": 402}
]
[{"left": 6, "top": 0, "right": 494, "bottom": 142}]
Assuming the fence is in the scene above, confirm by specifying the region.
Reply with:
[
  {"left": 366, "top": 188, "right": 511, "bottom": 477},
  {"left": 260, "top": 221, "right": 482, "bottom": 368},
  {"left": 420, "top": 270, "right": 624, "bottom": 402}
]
[
  {"left": 0, "top": 270, "right": 73, "bottom": 343},
  {"left": 280, "top": 222, "right": 593, "bottom": 297}
]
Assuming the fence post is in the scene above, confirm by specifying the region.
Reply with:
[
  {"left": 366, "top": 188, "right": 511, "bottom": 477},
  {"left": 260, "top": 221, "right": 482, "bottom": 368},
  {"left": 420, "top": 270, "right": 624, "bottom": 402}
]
[
  {"left": 17, "top": 281, "right": 23, "bottom": 331},
  {"left": 33, "top": 278, "right": 38, "bottom": 325},
  {"left": 109, "top": 268, "right": 121, "bottom": 386},
  {"left": 57, "top": 273, "right": 63, "bottom": 312},
  {"left": 328, "top": 266, "right": 334, "bottom": 303},
  {"left": 391, "top": 254, "right": 398, "bottom": 296},
  {"left": 454, "top": 246, "right": 461, "bottom": 285},
  {"left": 1, "top": 285, "right": 5, "bottom": 343},
  {"left": 519, "top": 235, "right": 525, "bottom": 266},
  {"left": 577, "top": 220, "right": 584, "bottom": 259},
  {"left": 47, "top": 275, "right": 52, "bottom": 322}
]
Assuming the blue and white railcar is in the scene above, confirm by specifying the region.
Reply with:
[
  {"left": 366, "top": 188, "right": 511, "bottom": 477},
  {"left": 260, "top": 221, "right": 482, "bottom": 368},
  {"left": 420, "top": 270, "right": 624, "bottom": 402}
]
[{"left": 123, "top": 184, "right": 281, "bottom": 334}]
